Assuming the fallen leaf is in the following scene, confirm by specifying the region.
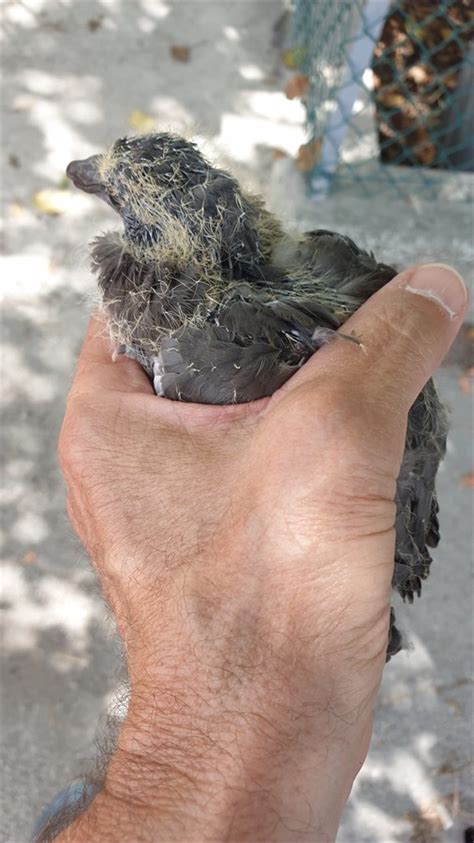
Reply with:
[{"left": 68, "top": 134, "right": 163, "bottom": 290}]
[
  {"left": 437, "top": 753, "right": 472, "bottom": 775},
  {"left": 407, "top": 64, "right": 430, "bottom": 84},
  {"left": 436, "top": 751, "right": 458, "bottom": 775},
  {"left": 21, "top": 550, "right": 37, "bottom": 565},
  {"left": 281, "top": 46, "right": 307, "bottom": 69},
  {"left": 415, "top": 140, "right": 437, "bottom": 166},
  {"left": 440, "top": 25, "right": 453, "bottom": 40},
  {"left": 444, "top": 697, "right": 463, "bottom": 716},
  {"left": 467, "top": 327, "right": 474, "bottom": 342},
  {"left": 170, "top": 45, "right": 191, "bottom": 62},
  {"left": 8, "top": 154, "right": 20, "bottom": 168},
  {"left": 32, "top": 189, "right": 71, "bottom": 215},
  {"left": 442, "top": 71, "right": 459, "bottom": 90},
  {"left": 9, "top": 202, "right": 25, "bottom": 218},
  {"left": 284, "top": 73, "right": 309, "bottom": 100},
  {"left": 271, "top": 147, "right": 288, "bottom": 160},
  {"left": 458, "top": 374, "right": 471, "bottom": 394},
  {"left": 295, "top": 139, "right": 321, "bottom": 172},
  {"left": 87, "top": 16, "right": 103, "bottom": 32},
  {"left": 379, "top": 91, "right": 406, "bottom": 109},
  {"left": 128, "top": 109, "right": 156, "bottom": 133},
  {"left": 403, "top": 792, "right": 456, "bottom": 843},
  {"left": 460, "top": 472, "right": 474, "bottom": 488}
]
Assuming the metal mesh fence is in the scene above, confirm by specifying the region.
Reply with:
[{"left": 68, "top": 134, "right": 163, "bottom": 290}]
[{"left": 290, "top": 0, "right": 474, "bottom": 199}]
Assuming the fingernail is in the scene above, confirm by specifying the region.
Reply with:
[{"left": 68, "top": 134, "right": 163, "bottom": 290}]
[{"left": 403, "top": 263, "right": 468, "bottom": 319}]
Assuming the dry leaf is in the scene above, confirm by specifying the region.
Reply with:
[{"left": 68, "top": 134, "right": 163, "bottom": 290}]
[
  {"left": 8, "top": 154, "right": 20, "bottom": 168},
  {"left": 32, "top": 189, "right": 71, "bottom": 215},
  {"left": 379, "top": 92, "right": 406, "bottom": 109},
  {"left": 407, "top": 65, "right": 430, "bottom": 84},
  {"left": 458, "top": 374, "right": 471, "bottom": 395},
  {"left": 87, "top": 16, "right": 103, "bottom": 32},
  {"left": 285, "top": 73, "right": 310, "bottom": 100},
  {"left": 128, "top": 109, "right": 156, "bottom": 133},
  {"left": 437, "top": 754, "right": 472, "bottom": 775},
  {"left": 281, "top": 46, "right": 307, "bottom": 69},
  {"left": 460, "top": 472, "right": 474, "bottom": 488},
  {"left": 170, "top": 45, "right": 191, "bottom": 63},
  {"left": 458, "top": 366, "right": 473, "bottom": 395},
  {"left": 440, "top": 26, "right": 453, "bottom": 40},
  {"left": 9, "top": 202, "right": 25, "bottom": 218},
  {"left": 295, "top": 139, "right": 321, "bottom": 172},
  {"left": 271, "top": 147, "right": 288, "bottom": 160},
  {"left": 415, "top": 141, "right": 437, "bottom": 166},
  {"left": 436, "top": 751, "right": 459, "bottom": 775},
  {"left": 442, "top": 71, "right": 458, "bottom": 90},
  {"left": 21, "top": 550, "right": 37, "bottom": 565},
  {"left": 444, "top": 697, "right": 463, "bottom": 716},
  {"left": 466, "top": 327, "right": 474, "bottom": 342},
  {"left": 403, "top": 792, "right": 457, "bottom": 843}
]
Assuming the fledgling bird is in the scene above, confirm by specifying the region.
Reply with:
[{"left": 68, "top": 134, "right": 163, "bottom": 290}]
[{"left": 67, "top": 132, "right": 448, "bottom": 659}]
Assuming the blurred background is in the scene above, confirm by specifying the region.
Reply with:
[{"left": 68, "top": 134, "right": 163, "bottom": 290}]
[{"left": 1, "top": 1, "right": 473, "bottom": 840}]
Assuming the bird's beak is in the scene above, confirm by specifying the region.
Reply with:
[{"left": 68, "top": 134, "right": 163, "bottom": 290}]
[{"left": 66, "top": 155, "right": 104, "bottom": 195}]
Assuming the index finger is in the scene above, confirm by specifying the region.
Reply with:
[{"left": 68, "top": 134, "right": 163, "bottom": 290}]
[{"left": 72, "top": 314, "right": 154, "bottom": 396}]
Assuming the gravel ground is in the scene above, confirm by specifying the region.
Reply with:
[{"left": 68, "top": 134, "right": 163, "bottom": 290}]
[{"left": 1, "top": 1, "right": 473, "bottom": 841}]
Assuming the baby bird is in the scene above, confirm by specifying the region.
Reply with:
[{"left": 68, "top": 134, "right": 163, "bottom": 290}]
[{"left": 67, "top": 132, "right": 448, "bottom": 659}]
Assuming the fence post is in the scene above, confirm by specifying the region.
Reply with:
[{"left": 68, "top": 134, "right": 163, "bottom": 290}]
[{"left": 311, "top": 0, "right": 391, "bottom": 198}]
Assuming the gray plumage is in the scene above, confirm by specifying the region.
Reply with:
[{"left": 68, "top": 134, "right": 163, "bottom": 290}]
[{"left": 67, "top": 132, "right": 448, "bottom": 659}]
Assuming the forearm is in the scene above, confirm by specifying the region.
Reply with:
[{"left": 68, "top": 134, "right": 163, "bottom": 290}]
[
  {"left": 56, "top": 672, "right": 374, "bottom": 843},
  {"left": 53, "top": 525, "right": 385, "bottom": 843}
]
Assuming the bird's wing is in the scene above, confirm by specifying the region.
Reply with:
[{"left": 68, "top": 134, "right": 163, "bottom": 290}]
[
  {"left": 300, "top": 229, "right": 397, "bottom": 300},
  {"left": 394, "top": 380, "right": 448, "bottom": 601},
  {"left": 154, "top": 286, "right": 341, "bottom": 404}
]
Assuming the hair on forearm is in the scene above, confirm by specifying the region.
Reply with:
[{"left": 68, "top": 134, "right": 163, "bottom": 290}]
[{"left": 33, "top": 705, "right": 125, "bottom": 842}]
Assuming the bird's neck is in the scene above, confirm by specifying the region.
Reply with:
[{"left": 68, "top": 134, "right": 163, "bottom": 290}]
[
  {"left": 123, "top": 213, "right": 162, "bottom": 249},
  {"left": 90, "top": 231, "right": 212, "bottom": 355}
]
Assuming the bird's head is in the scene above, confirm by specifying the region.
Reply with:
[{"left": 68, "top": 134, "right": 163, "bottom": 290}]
[{"left": 66, "top": 133, "right": 210, "bottom": 247}]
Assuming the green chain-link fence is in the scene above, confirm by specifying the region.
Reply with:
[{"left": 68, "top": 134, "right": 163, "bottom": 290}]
[{"left": 290, "top": 0, "right": 473, "bottom": 199}]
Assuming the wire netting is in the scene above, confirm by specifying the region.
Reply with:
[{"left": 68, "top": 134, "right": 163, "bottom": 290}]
[{"left": 290, "top": 0, "right": 474, "bottom": 199}]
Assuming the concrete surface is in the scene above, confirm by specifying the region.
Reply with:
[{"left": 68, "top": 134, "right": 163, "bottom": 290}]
[{"left": 1, "top": 1, "right": 473, "bottom": 841}]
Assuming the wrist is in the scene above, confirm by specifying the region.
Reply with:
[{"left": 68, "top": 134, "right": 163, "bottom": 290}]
[{"left": 101, "top": 676, "right": 374, "bottom": 842}]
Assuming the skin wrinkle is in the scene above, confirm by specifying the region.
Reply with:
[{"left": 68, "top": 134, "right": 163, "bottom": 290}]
[
  {"left": 45, "top": 251, "right": 466, "bottom": 840},
  {"left": 359, "top": 303, "right": 441, "bottom": 394}
]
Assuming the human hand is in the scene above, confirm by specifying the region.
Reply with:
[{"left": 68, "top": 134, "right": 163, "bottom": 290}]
[{"left": 58, "top": 263, "right": 466, "bottom": 842}]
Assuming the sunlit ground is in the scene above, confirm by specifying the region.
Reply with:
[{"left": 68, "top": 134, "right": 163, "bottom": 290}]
[{"left": 1, "top": 1, "right": 473, "bottom": 841}]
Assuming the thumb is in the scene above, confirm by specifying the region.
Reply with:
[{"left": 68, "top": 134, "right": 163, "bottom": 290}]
[{"left": 296, "top": 263, "right": 468, "bottom": 417}]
